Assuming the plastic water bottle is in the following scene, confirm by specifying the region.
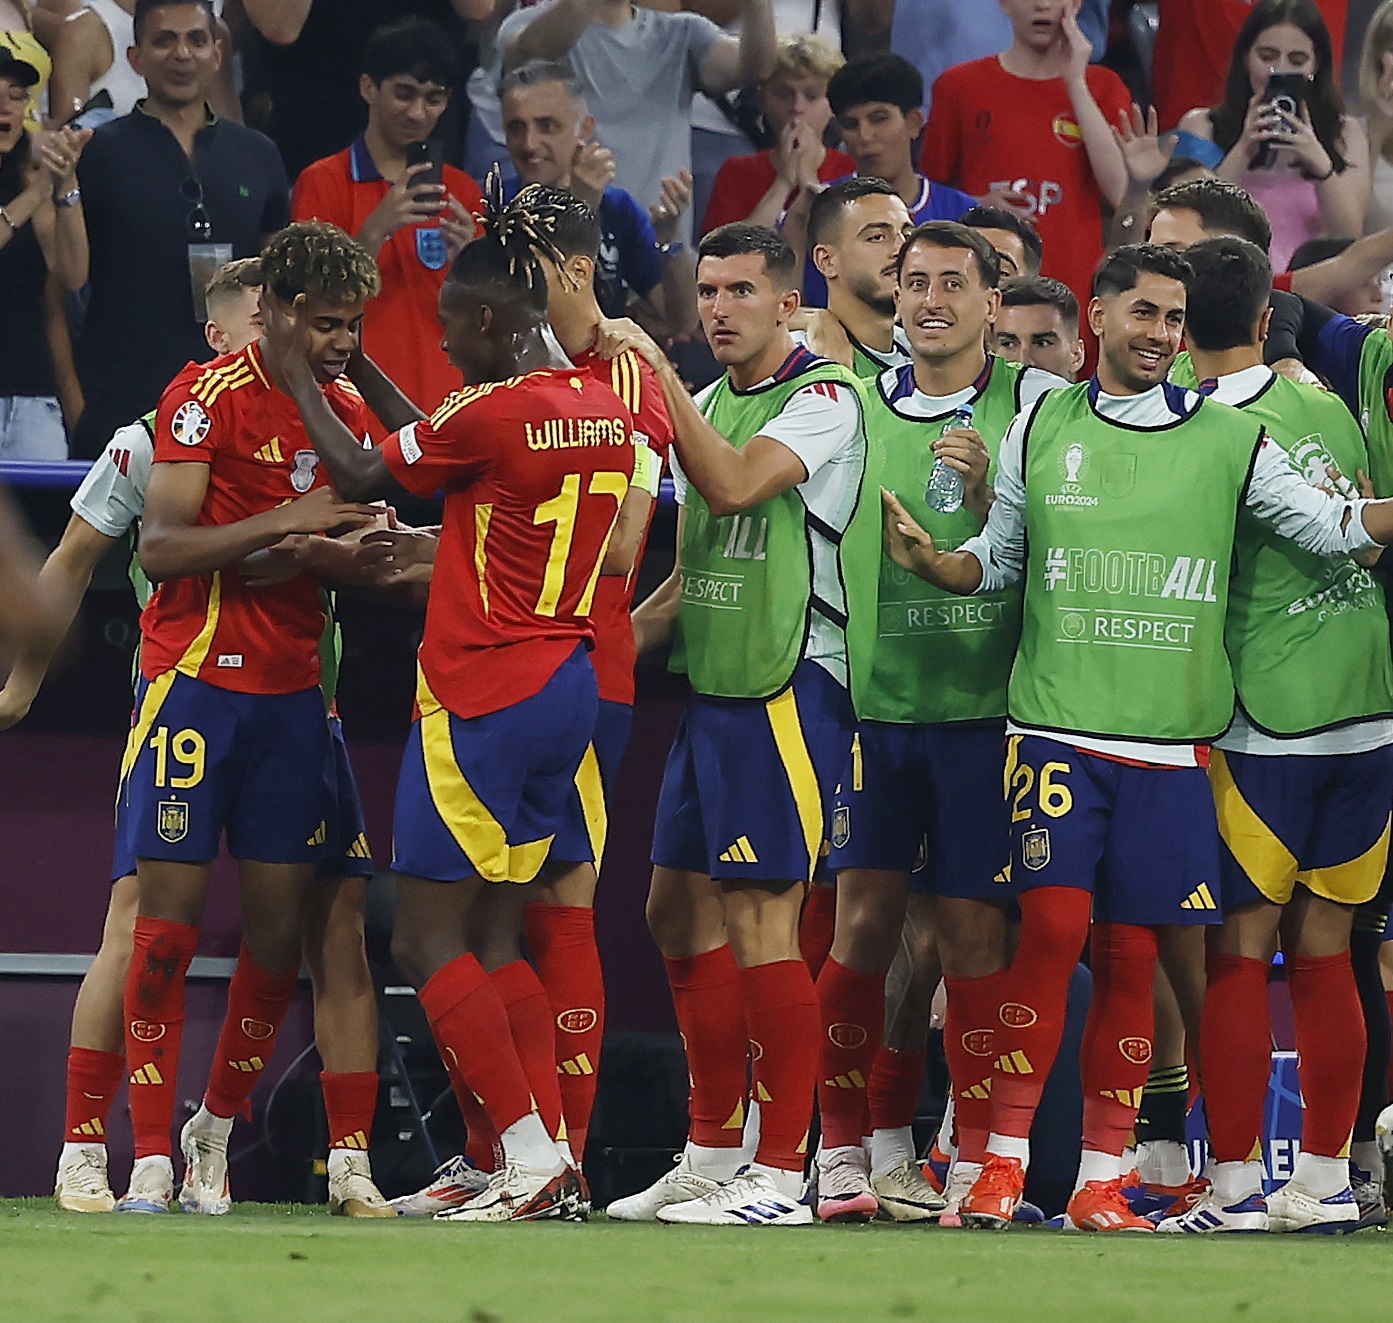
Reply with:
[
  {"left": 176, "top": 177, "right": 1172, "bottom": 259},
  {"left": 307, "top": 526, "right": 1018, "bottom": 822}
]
[{"left": 925, "top": 403, "right": 975, "bottom": 513}]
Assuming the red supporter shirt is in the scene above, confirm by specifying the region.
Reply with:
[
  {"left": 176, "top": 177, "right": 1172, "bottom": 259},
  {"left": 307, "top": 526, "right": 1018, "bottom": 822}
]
[
  {"left": 292, "top": 139, "right": 485, "bottom": 424},
  {"left": 702, "top": 146, "right": 856, "bottom": 234},
  {"left": 382, "top": 368, "right": 636, "bottom": 721},
  {"left": 572, "top": 345, "right": 674, "bottom": 705},
  {"left": 922, "top": 57, "right": 1132, "bottom": 312},
  {"left": 140, "top": 343, "right": 373, "bottom": 694},
  {"left": 1151, "top": 0, "right": 1347, "bottom": 132}
]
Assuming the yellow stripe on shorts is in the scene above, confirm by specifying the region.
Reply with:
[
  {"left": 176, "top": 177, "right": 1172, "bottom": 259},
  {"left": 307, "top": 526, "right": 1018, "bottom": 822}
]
[
  {"left": 1300, "top": 814, "right": 1392, "bottom": 908},
  {"left": 416, "top": 668, "right": 554, "bottom": 884},
  {"left": 765, "top": 686, "right": 822, "bottom": 882},
  {"left": 1209, "top": 748, "right": 1299, "bottom": 905},
  {"left": 575, "top": 743, "right": 607, "bottom": 866}
]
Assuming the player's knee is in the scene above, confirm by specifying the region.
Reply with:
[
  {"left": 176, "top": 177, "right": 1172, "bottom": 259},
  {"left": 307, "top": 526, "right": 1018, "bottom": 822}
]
[
  {"left": 646, "top": 886, "right": 694, "bottom": 955},
  {"left": 830, "top": 904, "right": 900, "bottom": 973}
]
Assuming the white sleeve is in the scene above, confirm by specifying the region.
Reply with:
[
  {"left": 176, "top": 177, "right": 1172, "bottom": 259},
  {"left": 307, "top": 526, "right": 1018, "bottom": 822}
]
[
  {"left": 957, "top": 412, "right": 1027, "bottom": 591},
  {"left": 1245, "top": 436, "right": 1377, "bottom": 556},
  {"left": 1016, "top": 368, "right": 1071, "bottom": 413},
  {"left": 669, "top": 447, "right": 688, "bottom": 506},
  {"left": 755, "top": 380, "right": 861, "bottom": 481},
  {"left": 70, "top": 421, "right": 152, "bottom": 538}
]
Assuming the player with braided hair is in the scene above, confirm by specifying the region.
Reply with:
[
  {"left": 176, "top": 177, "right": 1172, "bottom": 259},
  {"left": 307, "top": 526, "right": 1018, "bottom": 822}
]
[
  {"left": 265, "top": 183, "right": 640, "bottom": 1222},
  {"left": 387, "top": 185, "right": 674, "bottom": 1214}
]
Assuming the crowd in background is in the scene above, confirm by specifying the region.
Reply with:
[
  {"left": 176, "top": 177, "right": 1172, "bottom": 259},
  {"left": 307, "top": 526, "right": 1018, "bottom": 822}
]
[{"left": 0, "top": 0, "right": 1391, "bottom": 465}]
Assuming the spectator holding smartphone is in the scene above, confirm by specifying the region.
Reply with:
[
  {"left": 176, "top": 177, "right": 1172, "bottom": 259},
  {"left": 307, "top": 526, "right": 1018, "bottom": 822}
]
[
  {"left": 1176, "top": 0, "right": 1366, "bottom": 272},
  {"left": 293, "top": 18, "right": 483, "bottom": 420}
]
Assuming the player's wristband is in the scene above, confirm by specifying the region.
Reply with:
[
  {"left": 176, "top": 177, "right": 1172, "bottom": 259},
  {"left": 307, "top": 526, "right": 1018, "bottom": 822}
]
[{"left": 632, "top": 438, "right": 661, "bottom": 497}]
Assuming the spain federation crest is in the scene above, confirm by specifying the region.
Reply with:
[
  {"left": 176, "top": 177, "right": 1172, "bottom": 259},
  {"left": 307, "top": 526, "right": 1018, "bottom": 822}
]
[
  {"left": 1021, "top": 827, "right": 1050, "bottom": 871},
  {"left": 831, "top": 805, "right": 850, "bottom": 849},
  {"left": 157, "top": 797, "right": 189, "bottom": 844}
]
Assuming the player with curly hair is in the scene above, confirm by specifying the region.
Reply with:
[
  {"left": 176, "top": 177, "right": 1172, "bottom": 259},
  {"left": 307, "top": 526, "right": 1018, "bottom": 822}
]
[{"left": 115, "top": 221, "right": 383, "bottom": 1216}]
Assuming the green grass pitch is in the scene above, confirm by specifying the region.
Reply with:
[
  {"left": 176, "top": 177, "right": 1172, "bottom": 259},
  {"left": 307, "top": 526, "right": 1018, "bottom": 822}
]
[{"left": 5, "top": 1201, "right": 1393, "bottom": 1323}]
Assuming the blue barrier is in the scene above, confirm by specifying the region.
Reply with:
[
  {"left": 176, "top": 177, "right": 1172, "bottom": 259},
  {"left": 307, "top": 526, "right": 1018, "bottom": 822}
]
[
  {"left": 2, "top": 461, "right": 679, "bottom": 505},
  {"left": 1, "top": 460, "right": 95, "bottom": 490}
]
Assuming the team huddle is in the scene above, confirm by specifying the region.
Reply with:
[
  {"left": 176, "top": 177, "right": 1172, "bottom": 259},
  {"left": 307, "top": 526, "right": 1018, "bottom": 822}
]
[{"left": 23, "top": 162, "right": 1393, "bottom": 1233}]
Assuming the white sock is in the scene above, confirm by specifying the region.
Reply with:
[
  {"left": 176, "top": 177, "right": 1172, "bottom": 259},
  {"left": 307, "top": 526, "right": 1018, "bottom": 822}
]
[
  {"left": 870, "top": 1126, "right": 916, "bottom": 1178},
  {"left": 1292, "top": 1151, "right": 1350, "bottom": 1198},
  {"left": 190, "top": 1105, "right": 234, "bottom": 1141},
  {"left": 327, "top": 1147, "right": 375, "bottom": 1174},
  {"left": 1351, "top": 1140, "right": 1382, "bottom": 1178},
  {"left": 1135, "top": 1138, "right": 1191, "bottom": 1187},
  {"left": 687, "top": 1142, "right": 744, "bottom": 1183},
  {"left": 1212, "top": 1159, "right": 1263, "bottom": 1206},
  {"left": 935, "top": 1096, "right": 956, "bottom": 1157},
  {"left": 818, "top": 1143, "right": 866, "bottom": 1171},
  {"left": 738, "top": 1100, "right": 760, "bottom": 1166},
  {"left": 1073, "top": 1148, "right": 1122, "bottom": 1192},
  {"left": 751, "top": 1162, "right": 802, "bottom": 1198},
  {"left": 60, "top": 1141, "right": 107, "bottom": 1165},
  {"left": 500, "top": 1112, "right": 561, "bottom": 1171},
  {"left": 985, "top": 1133, "right": 1030, "bottom": 1168},
  {"left": 557, "top": 1139, "right": 578, "bottom": 1169}
]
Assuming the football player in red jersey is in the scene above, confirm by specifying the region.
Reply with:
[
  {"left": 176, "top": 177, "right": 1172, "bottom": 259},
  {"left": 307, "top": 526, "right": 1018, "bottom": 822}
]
[
  {"left": 116, "top": 222, "right": 382, "bottom": 1215},
  {"left": 386, "top": 186, "right": 675, "bottom": 1213},
  {"left": 20, "top": 260, "right": 397, "bottom": 1218},
  {"left": 265, "top": 186, "right": 638, "bottom": 1222}
]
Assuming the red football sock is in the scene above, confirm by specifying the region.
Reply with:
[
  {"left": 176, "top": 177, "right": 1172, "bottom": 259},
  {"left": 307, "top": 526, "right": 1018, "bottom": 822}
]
[
  {"left": 815, "top": 957, "right": 884, "bottom": 1148},
  {"left": 799, "top": 885, "right": 837, "bottom": 981},
  {"left": 1289, "top": 951, "right": 1366, "bottom": 1158},
  {"left": 1200, "top": 953, "right": 1271, "bottom": 1163},
  {"left": 989, "top": 886, "right": 1092, "bottom": 1141},
  {"left": 490, "top": 960, "right": 565, "bottom": 1142},
  {"left": 124, "top": 916, "right": 198, "bottom": 1159},
  {"left": 524, "top": 903, "right": 605, "bottom": 1160},
  {"left": 65, "top": 1047, "right": 125, "bottom": 1144},
  {"left": 426, "top": 1015, "right": 501, "bottom": 1172},
  {"left": 867, "top": 1047, "right": 927, "bottom": 1133},
  {"left": 204, "top": 944, "right": 299, "bottom": 1120},
  {"left": 743, "top": 959, "right": 818, "bottom": 1173},
  {"left": 322, "top": 1071, "right": 378, "bottom": 1153},
  {"left": 664, "top": 946, "right": 748, "bottom": 1148},
  {"left": 1079, "top": 923, "right": 1158, "bottom": 1157},
  {"left": 943, "top": 970, "right": 1008, "bottom": 1163},
  {"left": 418, "top": 954, "right": 534, "bottom": 1136}
]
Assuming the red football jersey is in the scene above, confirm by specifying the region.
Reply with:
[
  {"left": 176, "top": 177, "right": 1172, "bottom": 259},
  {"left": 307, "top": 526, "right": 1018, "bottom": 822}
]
[
  {"left": 922, "top": 57, "right": 1132, "bottom": 311},
  {"left": 572, "top": 346, "right": 674, "bottom": 705},
  {"left": 140, "top": 342, "right": 373, "bottom": 694},
  {"left": 702, "top": 146, "right": 856, "bottom": 234},
  {"left": 382, "top": 368, "right": 635, "bottom": 720},
  {"left": 293, "top": 144, "right": 486, "bottom": 428}
]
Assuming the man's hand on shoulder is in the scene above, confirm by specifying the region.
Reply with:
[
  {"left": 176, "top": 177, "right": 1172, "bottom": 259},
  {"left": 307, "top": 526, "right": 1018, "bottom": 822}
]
[{"left": 594, "top": 317, "right": 671, "bottom": 377}]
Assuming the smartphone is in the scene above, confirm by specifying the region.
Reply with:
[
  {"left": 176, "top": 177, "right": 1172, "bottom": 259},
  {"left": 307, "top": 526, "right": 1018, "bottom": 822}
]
[
  {"left": 1253, "top": 72, "right": 1310, "bottom": 167},
  {"left": 1263, "top": 71, "right": 1309, "bottom": 126},
  {"left": 404, "top": 140, "right": 443, "bottom": 191}
]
